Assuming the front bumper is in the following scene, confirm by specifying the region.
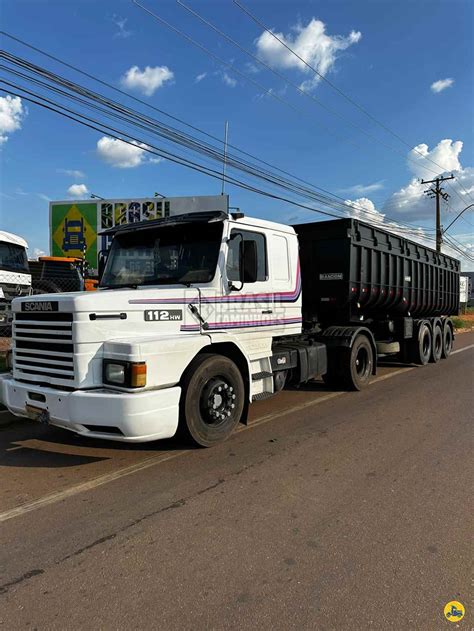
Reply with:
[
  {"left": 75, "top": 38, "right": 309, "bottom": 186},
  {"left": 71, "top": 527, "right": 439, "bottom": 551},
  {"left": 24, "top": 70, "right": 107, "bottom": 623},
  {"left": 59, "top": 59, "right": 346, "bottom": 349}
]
[{"left": 0, "top": 375, "right": 181, "bottom": 442}]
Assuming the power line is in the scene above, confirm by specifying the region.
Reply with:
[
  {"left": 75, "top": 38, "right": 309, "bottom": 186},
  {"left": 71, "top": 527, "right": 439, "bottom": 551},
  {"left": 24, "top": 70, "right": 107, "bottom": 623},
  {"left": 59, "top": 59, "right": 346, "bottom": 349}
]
[
  {"left": 443, "top": 235, "right": 474, "bottom": 263},
  {"left": 0, "top": 46, "right": 437, "bottom": 234},
  {"left": 127, "top": 4, "right": 451, "bottom": 230},
  {"left": 137, "top": 0, "right": 462, "bottom": 186},
  {"left": 3, "top": 30, "right": 421, "bottom": 226},
  {"left": 176, "top": 0, "right": 467, "bottom": 191},
  {"left": 131, "top": 0, "right": 366, "bottom": 151},
  {"left": 443, "top": 203, "right": 474, "bottom": 233},
  {"left": 232, "top": 0, "right": 474, "bottom": 206},
  {"left": 0, "top": 78, "right": 441, "bottom": 249}
]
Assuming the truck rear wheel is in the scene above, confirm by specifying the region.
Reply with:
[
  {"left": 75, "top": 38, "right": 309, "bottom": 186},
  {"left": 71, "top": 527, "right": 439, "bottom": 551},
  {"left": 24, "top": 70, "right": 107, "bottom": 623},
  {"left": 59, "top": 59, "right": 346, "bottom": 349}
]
[
  {"left": 441, "top": 321, "right": 453, "bottom": 358},
  {"left": 412, "top": 322, "right": 431, "bottom": 365},
  {"left": 179, "top": 354, "right": 245, "bottom": 447},
  {"left": 430, "top": 323, "right": 443, "bottom": 363},
  {"left": 339, "top": 335, "right": 373, "bottom": 391}
]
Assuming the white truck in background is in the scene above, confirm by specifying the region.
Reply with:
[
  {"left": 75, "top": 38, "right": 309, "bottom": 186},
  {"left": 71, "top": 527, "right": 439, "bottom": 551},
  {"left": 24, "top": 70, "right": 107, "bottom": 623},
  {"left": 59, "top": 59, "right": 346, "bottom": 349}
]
[
  {"left": 0, "top": 209, "right": 459, "bottom": 446},
  {"left": 0, "top": 231, "right": 32, "bottom": 333}
]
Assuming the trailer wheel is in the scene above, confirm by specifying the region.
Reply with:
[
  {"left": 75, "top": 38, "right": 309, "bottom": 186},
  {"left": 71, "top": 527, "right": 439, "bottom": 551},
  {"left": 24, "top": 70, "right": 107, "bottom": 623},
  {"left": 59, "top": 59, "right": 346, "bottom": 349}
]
[
  {"left": 179, "top": 354, "right": 245, "bottom": 447},
  {"left": 340, "top": 335, "right": 373, "bottom": 391},
  {"left": 411, "top": 322, "right": 431, "bottom": 365},
  {"left": 430, "top": 323, "right": 443, "bottom": 363},
  {"left": 441, "top": 321, "right": 453, "bottom": 358}
]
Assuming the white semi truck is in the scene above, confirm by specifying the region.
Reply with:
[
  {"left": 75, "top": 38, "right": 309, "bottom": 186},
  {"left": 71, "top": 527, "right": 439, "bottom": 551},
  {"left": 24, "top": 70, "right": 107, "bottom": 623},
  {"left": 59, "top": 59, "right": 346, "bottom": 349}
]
[
  {"left": 0, "top": 210, "right": 459, "bottom": 446},
  {"left": 0, "top": 231, "right": 32, "bottom": 333}
]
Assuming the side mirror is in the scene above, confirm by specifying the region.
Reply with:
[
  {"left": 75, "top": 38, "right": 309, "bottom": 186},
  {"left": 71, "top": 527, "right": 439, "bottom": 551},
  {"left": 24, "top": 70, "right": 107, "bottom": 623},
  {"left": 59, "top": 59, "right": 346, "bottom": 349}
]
[
  {"left": 98, "top": 250, "right": 109, "bottom": 282},
  {"left": 240, "top": 240, "right": 258, "bottom": 284}
]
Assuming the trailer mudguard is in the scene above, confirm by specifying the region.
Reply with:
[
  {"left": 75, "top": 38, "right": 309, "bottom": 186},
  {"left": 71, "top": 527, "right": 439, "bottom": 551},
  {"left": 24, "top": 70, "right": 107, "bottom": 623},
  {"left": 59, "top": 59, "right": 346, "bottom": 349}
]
[{"left": 316, "top": 326, "right": 377, "bottom": 375}]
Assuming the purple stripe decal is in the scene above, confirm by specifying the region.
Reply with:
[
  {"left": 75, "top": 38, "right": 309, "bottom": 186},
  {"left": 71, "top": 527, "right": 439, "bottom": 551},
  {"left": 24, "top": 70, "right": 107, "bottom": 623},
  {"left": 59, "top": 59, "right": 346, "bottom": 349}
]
[{"left": 180, "top": 317, "right": 302, "bottom": 331}]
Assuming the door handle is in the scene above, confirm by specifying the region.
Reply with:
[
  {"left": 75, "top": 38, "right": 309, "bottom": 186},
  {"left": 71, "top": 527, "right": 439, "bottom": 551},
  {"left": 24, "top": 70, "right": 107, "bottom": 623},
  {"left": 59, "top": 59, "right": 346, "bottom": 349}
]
[{"left": 261, "top": 309, "right": 273, "bottom": 314}]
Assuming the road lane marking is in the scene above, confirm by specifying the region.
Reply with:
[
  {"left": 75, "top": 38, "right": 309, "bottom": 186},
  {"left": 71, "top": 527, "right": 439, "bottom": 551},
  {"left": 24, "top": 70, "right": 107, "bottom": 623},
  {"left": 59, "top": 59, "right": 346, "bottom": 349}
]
[
  {"left": 451, "top": 343, "right": 474, "bottom": 355},
  {"left": 0, "top": 451, "right": 187, "bottom": 523},
  {"left": 1, "top": 343, "right": 473, "bottom": 524}
]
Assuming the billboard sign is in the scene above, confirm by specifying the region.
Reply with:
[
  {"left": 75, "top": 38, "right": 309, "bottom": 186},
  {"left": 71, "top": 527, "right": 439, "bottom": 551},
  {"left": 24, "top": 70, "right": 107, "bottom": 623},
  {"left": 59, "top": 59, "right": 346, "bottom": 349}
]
[{"left": 50, "top": 195, "right": 229, "bottom": 273}]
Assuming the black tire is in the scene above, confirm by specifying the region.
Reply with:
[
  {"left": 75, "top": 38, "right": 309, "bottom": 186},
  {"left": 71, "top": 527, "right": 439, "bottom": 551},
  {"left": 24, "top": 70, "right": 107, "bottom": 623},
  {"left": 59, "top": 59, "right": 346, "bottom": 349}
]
[
  {"left": 441, "top": 321, "right": 453, "bottom": 359},
  {"left": 179, "top": 354, "right": 245, "bottom": 447},
  {"left": 430, "top": 323, "right": 443, "bottom": 363},
  {"left": 339, "top": 335, "right": 374, "bottom": 391},
  {"left": 411, "top": 322, "right": 431, "bottom": 365},
  {"left": 273, "top": 370, "right": 287, "bottom": 392}
]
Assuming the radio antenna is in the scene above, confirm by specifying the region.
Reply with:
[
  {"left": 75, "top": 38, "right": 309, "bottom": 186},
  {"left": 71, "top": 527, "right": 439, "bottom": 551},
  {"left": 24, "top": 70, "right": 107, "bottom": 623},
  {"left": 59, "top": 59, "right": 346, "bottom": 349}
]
[{"left": 221, "top": 120, "right": 229, "bottom": 195}]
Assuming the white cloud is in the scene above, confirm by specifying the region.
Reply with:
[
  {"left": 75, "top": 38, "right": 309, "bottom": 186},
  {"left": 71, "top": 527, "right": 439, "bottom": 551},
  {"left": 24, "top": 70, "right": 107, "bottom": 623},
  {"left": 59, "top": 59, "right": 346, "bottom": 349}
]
[
  {"left": 121, "top": 65, "right": 174, "bottom": 96},
  {"left": 37, "top": 193, "right": 52, "bottom": 202},
  {"left": 112, "top": 15, "right": 132, "bottom": 39},
  {"left": 33, "top": 248, "right": 46, "bottom": 259},
  {"left": 340, "top": 138, "right": 474, "bottom": 267},
  {"left": 222, "top": 72, "right": 237, "bottom": 88},
  {"left": 195, "top": 72, "right": 207, "bottom": 83},
  {"left": 431, "top": 78, "right": 454, "bottom": 93},
  {"left": 67, "top": 184, "right": 89, "bottom": 198},
  {"left": 57, "top": 168, "right": 85, "bottom": 178},
  {"left": 0, "top": 95, "right": 25, "bottom": 145},
  {"left": 408, "top": 138, "right": 462, "bottom": 179},
  {"left": 340, "top": 181, "right": 384, "bottom": 195},
  {"left": 344, "top": 197, "right": 385, "bottom": 223},
  {"left": 379, "top": 139, "right": 474, "bottom": 223},
  {"left": 255, "top": 19, "right": 361, "bottom": 91},
  {"left": 97, "top": 136, "right": 151, "bottom": 168}
]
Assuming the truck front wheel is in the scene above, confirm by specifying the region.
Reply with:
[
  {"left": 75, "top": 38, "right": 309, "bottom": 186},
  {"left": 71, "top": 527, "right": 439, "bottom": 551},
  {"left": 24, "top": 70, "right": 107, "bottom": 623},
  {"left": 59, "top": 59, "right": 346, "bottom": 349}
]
[
  {"left": 340, "top": 335, "right": 374, "bottom": 391},
  {"left": 179, "top": 354, "right": 245, "bottom": 447}
]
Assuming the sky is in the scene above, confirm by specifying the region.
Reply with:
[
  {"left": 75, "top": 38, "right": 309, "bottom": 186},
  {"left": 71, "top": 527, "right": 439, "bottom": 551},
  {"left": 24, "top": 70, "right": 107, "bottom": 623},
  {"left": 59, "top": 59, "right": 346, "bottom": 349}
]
[{"left": 0, "top": 0, "right": 473, "bottom": 268}]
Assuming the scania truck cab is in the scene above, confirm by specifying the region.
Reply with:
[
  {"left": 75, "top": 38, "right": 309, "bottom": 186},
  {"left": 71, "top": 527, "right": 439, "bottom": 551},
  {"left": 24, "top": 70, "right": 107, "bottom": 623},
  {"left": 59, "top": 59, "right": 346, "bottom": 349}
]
[
  {"left": 0, "top": 210, "right": 459, "bottom": 446},
  {"left": 0, "top": 231, "right": 31, "bottom": 334}
]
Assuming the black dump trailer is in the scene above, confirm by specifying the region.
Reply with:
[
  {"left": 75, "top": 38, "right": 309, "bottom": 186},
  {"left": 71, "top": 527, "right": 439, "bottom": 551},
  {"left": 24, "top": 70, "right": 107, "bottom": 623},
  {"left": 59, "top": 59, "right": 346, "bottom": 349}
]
[{"left": 290, "top": 218, "right": 460, "bottom": 389}]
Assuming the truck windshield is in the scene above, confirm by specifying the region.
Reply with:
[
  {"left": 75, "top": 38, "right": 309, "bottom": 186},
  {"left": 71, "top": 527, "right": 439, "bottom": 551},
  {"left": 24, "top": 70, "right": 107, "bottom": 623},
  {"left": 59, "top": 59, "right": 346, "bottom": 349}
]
[
  {"left": 100, "top": 222, "right": 223, "bottom": 288},
  {"left": 0, "top": 242, "right": 29, "bottom": 274}
]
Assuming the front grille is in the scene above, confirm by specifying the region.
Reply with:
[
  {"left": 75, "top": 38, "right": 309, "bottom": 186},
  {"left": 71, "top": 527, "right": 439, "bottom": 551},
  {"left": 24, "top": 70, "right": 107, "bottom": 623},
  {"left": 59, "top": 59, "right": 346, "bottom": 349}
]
[
  {"left": 13, "top": 312, "right": 75, "bottom": 382},
  {"left": 1, "top": 284, "right": 31, "bottom": 303}
]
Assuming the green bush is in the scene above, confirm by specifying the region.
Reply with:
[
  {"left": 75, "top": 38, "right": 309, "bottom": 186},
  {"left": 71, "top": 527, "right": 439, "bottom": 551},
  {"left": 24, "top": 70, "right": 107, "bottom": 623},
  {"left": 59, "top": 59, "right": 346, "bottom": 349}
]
[{"left": 452, "top": 317, "right": 468, "bottom": 330}]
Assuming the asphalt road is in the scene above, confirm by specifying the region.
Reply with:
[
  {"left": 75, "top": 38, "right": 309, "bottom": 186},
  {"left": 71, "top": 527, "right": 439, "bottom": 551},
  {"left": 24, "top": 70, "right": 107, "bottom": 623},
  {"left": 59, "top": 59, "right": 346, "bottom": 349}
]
[{"left": 0, "top": 333, "right": 473, "bottom": 630}]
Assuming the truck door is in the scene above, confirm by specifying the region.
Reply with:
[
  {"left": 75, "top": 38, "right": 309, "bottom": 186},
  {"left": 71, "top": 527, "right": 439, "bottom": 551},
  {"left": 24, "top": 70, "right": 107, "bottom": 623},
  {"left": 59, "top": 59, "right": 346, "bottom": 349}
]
[
  {"left": 218, "top": 227, "right": 273, "bottom": 333},
  {"left": 268, "top": 232, "right": 300, "bottom": 328}
]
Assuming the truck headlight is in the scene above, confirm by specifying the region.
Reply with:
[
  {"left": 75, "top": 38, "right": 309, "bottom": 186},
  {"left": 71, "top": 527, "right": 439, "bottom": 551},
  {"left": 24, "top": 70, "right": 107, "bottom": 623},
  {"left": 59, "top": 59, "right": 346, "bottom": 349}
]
[
  {"left": 104, "top": 362, "right": 126, "bottom": 385},
  {"left": 103, "top": 360, "right": 147, "bottom": 388}
]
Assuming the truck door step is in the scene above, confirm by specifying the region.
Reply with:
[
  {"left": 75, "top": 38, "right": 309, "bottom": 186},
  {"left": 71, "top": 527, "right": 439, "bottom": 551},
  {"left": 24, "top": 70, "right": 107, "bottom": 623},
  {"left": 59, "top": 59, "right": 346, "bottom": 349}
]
[
  {"left": 251, "top": 371, "right": 273, "bottom": 381},
  {"left": 252, "top": 391, "right": 273, "bottom": 401}
]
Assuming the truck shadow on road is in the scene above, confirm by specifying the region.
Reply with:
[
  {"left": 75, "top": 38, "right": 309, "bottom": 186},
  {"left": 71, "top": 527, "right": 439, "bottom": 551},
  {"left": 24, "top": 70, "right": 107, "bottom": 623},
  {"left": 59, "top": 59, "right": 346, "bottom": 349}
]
[{"left": 0, "top": 423, "right": 194, "bottom": 469}]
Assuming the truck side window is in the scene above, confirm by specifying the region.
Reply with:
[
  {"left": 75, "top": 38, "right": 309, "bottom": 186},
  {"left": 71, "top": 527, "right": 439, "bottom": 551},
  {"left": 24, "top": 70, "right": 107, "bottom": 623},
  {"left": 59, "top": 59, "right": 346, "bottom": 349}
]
[{"left": 227, "top": 230, "right": 267, "bottom": 282}]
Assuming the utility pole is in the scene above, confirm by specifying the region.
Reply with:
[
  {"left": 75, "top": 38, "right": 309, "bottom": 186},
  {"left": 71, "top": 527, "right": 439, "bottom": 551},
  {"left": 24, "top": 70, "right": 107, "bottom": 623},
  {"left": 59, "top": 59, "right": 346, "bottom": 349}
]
[{"left": 421, "top": 174, "right": 454, "bottom": 253}]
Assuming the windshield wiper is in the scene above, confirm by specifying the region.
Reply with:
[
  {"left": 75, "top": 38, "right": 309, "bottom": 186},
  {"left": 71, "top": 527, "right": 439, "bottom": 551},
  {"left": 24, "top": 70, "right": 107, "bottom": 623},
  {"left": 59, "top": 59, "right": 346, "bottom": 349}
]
[
  {"left": 177, "top": 282, "right": 209, "bottom": 330},
  {"left": 99, "top": 283, "right": 138, "bottom": 290}
]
